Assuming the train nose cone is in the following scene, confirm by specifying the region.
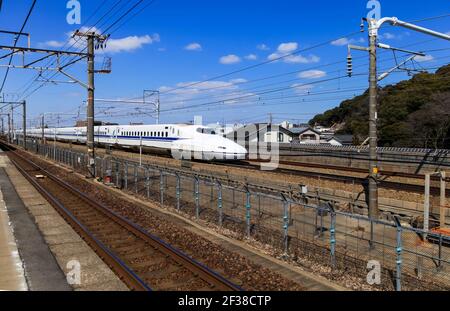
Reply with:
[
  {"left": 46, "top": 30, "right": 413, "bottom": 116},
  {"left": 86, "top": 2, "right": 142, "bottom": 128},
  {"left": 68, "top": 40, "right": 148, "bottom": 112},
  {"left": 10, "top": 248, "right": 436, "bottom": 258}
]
[{"left": 228, "top": 142, "right": 247, "bottom": 160}]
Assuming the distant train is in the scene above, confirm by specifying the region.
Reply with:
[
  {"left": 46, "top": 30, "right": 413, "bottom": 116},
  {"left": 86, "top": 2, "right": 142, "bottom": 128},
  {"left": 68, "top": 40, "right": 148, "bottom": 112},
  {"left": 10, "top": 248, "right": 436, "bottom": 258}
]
[{"left": 15, "top": 124, "right": 248, "bottom": 161}]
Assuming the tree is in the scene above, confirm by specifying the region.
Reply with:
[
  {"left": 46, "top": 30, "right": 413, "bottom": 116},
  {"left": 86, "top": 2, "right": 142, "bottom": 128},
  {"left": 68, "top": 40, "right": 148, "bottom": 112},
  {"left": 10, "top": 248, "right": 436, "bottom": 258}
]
[{"left": 408, "top": 92, "right": 450, "bottom": 149}]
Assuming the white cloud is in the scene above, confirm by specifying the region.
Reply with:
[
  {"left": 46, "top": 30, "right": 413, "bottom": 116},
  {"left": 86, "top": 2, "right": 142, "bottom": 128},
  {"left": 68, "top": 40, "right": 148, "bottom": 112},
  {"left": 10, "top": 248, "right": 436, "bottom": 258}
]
[
  {"left": 220, "top": 54, "right": 241, "bottom": 65},
  {"left": 42, "top": 40, "right": 65, "bottom": 48},
  {"left": 331, "top": 37, "right": 365, "bottom": 46},
  {"left": 39, "top": 27, "right": 159, "bottom": 54},
  {"left": 291, "top": 83, "right": 314, "bottom": 94},
  {"left": 257, "top": 44, "right": 270, "bottom": 51},
  {"left": 381, "top": 32, "right": 396, "bottom": 40},
  {"left": 185, "top": 42, "right": 202, "bottom": 51},
  {"left": 331, "top": 38, "right": 350, "bottom": 46},
  {"left": 101, "top": 34, "right": 157, "bottom": 54},
  {"left": 229, "top": 78, "right": 247, "bottom": 84},
  {"left": 277, "top": 42, "right": 298, "bottom": 53},
  {"left": 245, "top": 54, "right": 258, "bottom": 60},
  {"left": 158, "top": 79, "right": 259, "bottom": 108},
  {"left": 268, "top": 42, "right": 320, "bottom": 64},
  {"left": 415, "top": 55, "right": 434, "bottom": 62},
  {"left": 298, "top": 70, "right": 327, "bottom": 79}
]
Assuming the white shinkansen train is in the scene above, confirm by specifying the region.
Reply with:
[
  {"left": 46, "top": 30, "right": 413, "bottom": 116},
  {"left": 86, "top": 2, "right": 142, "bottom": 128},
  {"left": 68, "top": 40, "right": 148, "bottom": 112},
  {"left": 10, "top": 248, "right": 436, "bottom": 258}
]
[{"left": 17, "top": 124, "right": 247, "bottom": 161}]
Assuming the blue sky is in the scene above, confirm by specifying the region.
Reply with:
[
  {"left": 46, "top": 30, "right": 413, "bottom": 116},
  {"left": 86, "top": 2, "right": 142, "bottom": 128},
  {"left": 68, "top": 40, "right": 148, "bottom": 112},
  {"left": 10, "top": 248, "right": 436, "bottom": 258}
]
[{"left": 0, "top": 0, "right": 449, "bottom": 128}]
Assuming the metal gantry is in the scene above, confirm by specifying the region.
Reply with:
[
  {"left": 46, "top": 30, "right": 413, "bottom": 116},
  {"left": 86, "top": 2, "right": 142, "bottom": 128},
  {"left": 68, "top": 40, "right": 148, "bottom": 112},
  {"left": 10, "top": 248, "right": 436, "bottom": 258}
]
[
  {"left": 0, "top": 29, "right": 110, "bottom": 178},
  {"left": 0, "top": 100, "right": 26, "bottom": 149}
]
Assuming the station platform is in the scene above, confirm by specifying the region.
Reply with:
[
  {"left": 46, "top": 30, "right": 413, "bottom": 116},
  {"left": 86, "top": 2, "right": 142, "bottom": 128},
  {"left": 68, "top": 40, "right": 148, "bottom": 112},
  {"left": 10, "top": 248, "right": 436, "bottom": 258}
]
[
  {"left": 0, "top": 149, "right": 127, "bottom": 291},
  {"left": 0, "top": 151, "right": 71, "bottom": 291},
  {"left": 0, "top": 172, "right": 27, "bottom": 291}
]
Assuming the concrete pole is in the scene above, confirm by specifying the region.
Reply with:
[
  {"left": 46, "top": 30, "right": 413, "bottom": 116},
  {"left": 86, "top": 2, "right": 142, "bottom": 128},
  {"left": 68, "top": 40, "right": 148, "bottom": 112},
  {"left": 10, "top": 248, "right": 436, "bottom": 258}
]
[
  {"left": 22, "top": 101, "right": 26, "bottom": 150},
  {"left": 368, "top": 32, "right": 379, "bottom": 219},
  {"left": 156, "top": 92, "right": 160, "bottom": 125},
  {"left": 87, "top": 34, "right": 96, "bottom": 177},
  {"left": 7, "top": 113, "right": 11, "bottom": 143},
  {"left": 41, "top": 114, "right": 45, "bottom": 143},
  {"left": 424, "top": 173, "right": 430, "bottom": 235},
  {"left": 441, "top": 171, "right": 447, "bottom": 228},
  {"left": 10, "top": 106, "right": 14, "bottom": 143}
]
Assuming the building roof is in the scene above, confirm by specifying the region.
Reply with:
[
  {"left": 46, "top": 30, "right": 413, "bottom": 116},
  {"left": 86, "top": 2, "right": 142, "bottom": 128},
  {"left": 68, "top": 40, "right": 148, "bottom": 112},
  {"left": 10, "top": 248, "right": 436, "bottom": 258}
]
[
  {"left": 332, "top": 134, "right": 354, "bottom": 144},
  {"left": 290, "top": 127, "right": 321, "bottom": 136}
]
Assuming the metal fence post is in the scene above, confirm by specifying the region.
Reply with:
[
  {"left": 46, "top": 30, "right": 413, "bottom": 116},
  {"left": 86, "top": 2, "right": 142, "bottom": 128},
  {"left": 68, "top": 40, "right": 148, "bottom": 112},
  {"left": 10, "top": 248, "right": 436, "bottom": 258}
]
[
  {"left": 217, "top": 181, "right": 223, "bottom": 226},
  {"left": 282, "top": 196, "right": 289, "bottom": 255},
  {"left": 146, "top": 168, "right": 150, "bottom": 199},
  {"left": 329, "top": 203, "right": 336, "bottom": 268},
  {"left": 134, "top": 164, "right": 138, "bottom": 194},
  {"left": 194, "top": 176, "right": 200, "bottom": 219},
  {"left": 160, "top": 170, "right": 164, "bottom": 207},
  {"left": 438, "top": 233, "right": 443, "bottom": 271},
  {"left": 176, "top": 174, "right": 181, "bottom": 211},
  {"left": 115, "top": 162, "right": 120, "bottom": 188},
  {"left": 124, "top": 162, "right": 128, "bottom": 190},
  {"left": 245, "top": 186, "right": 251, "bottom": 238},
  {"left": 394, "top": 216, "right": 402, "bottom": 291}
]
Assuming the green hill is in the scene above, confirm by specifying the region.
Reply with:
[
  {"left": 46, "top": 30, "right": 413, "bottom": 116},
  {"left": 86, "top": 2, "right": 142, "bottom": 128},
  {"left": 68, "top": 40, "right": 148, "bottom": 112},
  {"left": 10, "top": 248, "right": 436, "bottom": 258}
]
[{"left": 309, "top": 64, "right": 450, "bottom": 149}]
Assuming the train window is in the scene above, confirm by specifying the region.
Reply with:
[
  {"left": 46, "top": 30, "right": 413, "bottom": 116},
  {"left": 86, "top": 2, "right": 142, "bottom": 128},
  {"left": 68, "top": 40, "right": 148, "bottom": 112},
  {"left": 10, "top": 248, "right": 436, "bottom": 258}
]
[
  {"left": 158, "top": 132, "right": 160, "bottom": 137},
  {"left": 165, "top": 132, "right": 168, "bottom": 137},
  {"left": 197, "top": 128, "right": 216, "bottom": 135}
]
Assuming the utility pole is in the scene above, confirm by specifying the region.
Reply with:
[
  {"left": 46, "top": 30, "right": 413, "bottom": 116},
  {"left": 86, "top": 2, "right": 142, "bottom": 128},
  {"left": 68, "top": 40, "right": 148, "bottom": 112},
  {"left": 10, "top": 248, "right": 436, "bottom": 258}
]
[
  {"left": 143, "top": 90, "right": 161, "bottom": 124},
  {"left": 87, "top": 34, "right": 95, "bottom": 176},
  {"left": 10, "top": 105, "right": 13, "bottom": 142},
  {"left": 41, "top": 114, "right": 45, "bottom": 142},
  {"left": 22, "top": 100, "right": 26, "bottom": 150},
  {"left": 0, "top": 101, "right": 27, "bottom": 149},
  {"left": 7, "top": 113, "right": 10, "bottom": 143},
  {"left": 348, "top": 17, "right": 450, "bottom": 220},
  {"left": 0, "top": 113, "right": 10, "bottom": 142},
  {"left": 368, "top": 31, "right": 379, "bottom": 219},
  {"left": 73, "top": 31, "right": 109, "bottom": 177}
]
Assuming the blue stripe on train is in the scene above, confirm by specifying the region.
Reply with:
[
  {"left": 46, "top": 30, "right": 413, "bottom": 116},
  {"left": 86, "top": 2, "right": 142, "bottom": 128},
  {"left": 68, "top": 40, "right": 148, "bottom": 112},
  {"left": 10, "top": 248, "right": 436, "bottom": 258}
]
[{"left": 37, "top": 133, "right": 183, "bottom": 142}]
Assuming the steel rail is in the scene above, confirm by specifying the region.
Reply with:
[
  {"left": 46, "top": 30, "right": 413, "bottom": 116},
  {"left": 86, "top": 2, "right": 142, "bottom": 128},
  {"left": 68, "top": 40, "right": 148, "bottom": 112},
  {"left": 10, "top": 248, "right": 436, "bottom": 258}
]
[{"left": 2, "top": 143, "right": 240, "bottom": 291}]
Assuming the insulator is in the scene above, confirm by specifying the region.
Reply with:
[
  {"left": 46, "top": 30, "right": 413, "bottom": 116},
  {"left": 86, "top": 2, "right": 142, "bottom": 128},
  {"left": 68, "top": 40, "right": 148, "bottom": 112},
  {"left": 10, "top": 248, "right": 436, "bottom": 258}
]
[{"left": 347, "top": 55, "right": 353, "bottom": 77}]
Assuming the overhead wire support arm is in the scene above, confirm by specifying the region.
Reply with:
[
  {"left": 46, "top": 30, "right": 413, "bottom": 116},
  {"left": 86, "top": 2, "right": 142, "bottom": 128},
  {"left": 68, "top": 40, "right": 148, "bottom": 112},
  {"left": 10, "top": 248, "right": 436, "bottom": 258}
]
[
  {"left": 354, "top": 15, "right": 450, "bottom": 222},
  {"left": 0, "top": 45, "right": 88, "bottom": 57}
]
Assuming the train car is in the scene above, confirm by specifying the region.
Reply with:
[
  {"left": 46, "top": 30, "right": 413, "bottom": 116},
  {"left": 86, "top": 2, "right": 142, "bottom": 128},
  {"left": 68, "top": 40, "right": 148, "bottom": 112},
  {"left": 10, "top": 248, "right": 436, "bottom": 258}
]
[{"left": 17, "top": 124, "right": 248, "bottom": 161}]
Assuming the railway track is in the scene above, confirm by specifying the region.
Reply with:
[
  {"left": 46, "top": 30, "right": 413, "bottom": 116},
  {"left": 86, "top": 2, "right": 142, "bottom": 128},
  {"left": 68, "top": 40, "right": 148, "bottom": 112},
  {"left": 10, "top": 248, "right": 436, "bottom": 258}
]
[
  {"left": 2, "top": 143, "right": 240, "bottom": 292},
  {"left": 217, "top": 161, "right": 450, "bottom": 196}
]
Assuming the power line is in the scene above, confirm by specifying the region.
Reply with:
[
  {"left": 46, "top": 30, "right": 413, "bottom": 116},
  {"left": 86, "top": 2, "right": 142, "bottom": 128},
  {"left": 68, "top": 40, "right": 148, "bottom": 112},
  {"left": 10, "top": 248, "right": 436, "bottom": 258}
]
[
  {"left": 158, "top": 19, "right": 446, "bottom": 100},
  {"left": 154, "top": 46, "right": 450, "bottom": 107},
  {"left": 155, "top": 30, "right": 364, "bottom": 96},
  {"left": 18, "top": 0, "right": 154, "bottom": 101},
  {"left": 0, "top": 0, "right": 37, "bottom": 93}
]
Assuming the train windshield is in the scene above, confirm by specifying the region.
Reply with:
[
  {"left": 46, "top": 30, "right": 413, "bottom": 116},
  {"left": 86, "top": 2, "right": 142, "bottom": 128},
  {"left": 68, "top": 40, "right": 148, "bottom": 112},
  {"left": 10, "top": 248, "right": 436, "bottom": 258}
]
[{"left": 197, "top": 128, "right": 216, "bottom": 135}]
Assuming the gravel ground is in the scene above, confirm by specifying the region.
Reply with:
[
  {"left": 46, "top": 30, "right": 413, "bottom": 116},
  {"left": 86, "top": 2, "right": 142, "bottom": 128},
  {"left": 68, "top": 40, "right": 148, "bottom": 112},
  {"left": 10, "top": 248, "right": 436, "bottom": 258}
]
[
  {"left": 17, "top": 149, "right": 305, "bottom": 291},
  {"left": 18, "top": 146, "right": 449, "bottom": 291},
  {"left": 51, "top": 141, "right": 442, "bottom": 207}
]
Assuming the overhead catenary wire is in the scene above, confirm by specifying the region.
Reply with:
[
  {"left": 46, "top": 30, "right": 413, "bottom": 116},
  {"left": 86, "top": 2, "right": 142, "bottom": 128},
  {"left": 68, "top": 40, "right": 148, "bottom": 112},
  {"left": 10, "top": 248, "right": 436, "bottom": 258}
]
[
  {"left": 0, "top": 0, "right": 37, "bottom": 94},
  {"left": 17, "top": 0, "right": 155, "bottom": 101},
  {"left": 140, "top": 47, "right": 450, "bottom": 108}
]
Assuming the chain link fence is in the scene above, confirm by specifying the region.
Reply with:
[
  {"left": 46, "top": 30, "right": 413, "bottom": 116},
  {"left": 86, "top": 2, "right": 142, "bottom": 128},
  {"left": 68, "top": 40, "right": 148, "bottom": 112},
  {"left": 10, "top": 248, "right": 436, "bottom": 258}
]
[{"left": 22, "top": 139, "right": 450, "bottom": 291}]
